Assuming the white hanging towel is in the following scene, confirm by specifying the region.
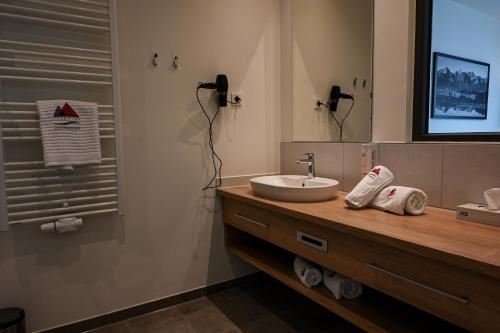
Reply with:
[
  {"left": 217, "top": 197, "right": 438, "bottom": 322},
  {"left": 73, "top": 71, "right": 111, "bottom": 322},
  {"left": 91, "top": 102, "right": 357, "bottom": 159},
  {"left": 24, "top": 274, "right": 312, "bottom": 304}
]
[
  {"left": 37, "top": 100, "right": 101, "bottom": 168},
  {"left": 370, "top": 186, "right": 428, "bottom": 215},
  {"left": 345, "top": 166, "right": 394, "bottom": 209}
]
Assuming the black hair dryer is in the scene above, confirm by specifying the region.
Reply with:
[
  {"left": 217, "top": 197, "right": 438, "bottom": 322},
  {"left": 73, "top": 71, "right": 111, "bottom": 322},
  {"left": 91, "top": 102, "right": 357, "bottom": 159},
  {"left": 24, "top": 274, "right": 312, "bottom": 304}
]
[{"left": 198, "top": 74, "right": 228, "bottom": 107}]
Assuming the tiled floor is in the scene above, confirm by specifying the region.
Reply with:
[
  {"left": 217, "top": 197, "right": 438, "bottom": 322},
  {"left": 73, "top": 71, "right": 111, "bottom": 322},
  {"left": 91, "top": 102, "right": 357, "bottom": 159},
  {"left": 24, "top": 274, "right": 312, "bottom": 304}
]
[{"left": 87, "top": 276, "right": 362, "bottom": 333}]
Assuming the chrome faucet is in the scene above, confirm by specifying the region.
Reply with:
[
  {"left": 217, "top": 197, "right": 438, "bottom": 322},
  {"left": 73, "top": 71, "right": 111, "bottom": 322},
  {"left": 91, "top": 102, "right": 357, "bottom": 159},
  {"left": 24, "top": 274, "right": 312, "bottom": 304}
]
[{"left": 296, "top": 153, "right": 315, "bottom": 179}]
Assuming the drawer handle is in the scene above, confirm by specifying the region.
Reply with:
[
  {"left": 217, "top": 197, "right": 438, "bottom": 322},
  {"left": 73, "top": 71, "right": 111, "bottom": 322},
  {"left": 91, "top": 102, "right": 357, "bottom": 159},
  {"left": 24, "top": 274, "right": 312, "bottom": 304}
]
[
  {"left": 233, "top": 213, "right": 269, "bottom": 228},
  {"left": 296, "top": 231, "right": 328, "bottom": 252},
  {"left": 366, "top": 263, "right": 468, "bottom": 304}
]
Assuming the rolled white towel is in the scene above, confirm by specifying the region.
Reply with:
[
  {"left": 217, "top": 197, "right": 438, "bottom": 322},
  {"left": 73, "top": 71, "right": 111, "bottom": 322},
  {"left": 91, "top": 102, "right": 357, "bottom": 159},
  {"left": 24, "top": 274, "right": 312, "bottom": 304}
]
[
  {"left": 345, "top": 166, "right": 394, "bottom": 209},
  {"left": 323, "top": 269, "right": 363, "bottom": 300},
  {"left": 370, "top": 186, "right": 428, "bottom": 215},
  {"left": 293, "top": 256, "right": 322, "bottom": 288}
]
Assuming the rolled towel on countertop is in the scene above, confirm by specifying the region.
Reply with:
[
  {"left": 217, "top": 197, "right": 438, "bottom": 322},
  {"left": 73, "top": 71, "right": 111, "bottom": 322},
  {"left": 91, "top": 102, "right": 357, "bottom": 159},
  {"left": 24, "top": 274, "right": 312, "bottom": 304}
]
[
  {"left": 323, "top": 269, "right": 363, "bottom": 300},
  {"left": 370, "top": 186, "right": 428, "bottom": 216},
  {"left": 293, "top": 256, "right": 322, "bottom": 288},
  {"left": 345, "top": 166, "right": 394, "bottom": 209}
]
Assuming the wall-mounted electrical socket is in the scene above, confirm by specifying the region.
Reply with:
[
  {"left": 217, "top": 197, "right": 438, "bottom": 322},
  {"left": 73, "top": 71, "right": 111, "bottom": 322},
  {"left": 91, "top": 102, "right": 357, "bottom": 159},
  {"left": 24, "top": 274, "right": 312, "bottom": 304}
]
[
  {"left": 231, "top": 93, "right": 242, "bottom": 106},
  {"left": 361, "top": 143, "right": 379, "bottom": 175},
  {"left": 314, "top": 98, "right": 322, "bottom": 110}
]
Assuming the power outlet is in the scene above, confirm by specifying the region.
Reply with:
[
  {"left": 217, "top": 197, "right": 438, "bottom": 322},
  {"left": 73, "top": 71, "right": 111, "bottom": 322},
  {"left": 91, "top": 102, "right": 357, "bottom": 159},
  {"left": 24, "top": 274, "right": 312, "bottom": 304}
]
[
  {"left": 314, "top": 98, "right": 322, "bottom": 110},
  {"left": 231, "top": 93, "right": 242, "bottom": 106}
]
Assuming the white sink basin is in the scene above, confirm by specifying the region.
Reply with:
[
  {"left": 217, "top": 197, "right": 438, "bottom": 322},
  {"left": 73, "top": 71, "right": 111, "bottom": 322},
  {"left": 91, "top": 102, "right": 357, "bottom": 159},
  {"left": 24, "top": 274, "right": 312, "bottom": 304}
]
[{"left": 250, "top": 175, "right": 339, "bottom": 202}]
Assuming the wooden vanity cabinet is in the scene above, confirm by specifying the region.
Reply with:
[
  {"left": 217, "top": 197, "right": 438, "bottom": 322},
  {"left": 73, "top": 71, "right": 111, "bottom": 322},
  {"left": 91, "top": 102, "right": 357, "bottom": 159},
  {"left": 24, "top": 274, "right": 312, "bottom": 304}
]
[{"left": 218, "top": 186, "right": 500, "bottom": 333}]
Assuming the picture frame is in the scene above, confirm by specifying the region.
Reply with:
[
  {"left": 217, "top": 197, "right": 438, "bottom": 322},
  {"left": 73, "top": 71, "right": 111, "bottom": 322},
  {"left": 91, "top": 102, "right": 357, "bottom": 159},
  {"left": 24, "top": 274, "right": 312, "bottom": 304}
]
[{"left": 431, "top": 52, "right": 490, "bottom": 120}]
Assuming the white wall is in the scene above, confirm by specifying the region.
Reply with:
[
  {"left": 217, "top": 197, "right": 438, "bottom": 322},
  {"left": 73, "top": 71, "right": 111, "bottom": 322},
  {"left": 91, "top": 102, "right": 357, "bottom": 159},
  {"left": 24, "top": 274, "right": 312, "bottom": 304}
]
[
  {"left": 372, "top": 0, "right": 414, "bottom": 142},
  {"left": 0, "top": 1, "right": 281, "bottom": 331},
  {"left": 429, "top": 0, "right": 500, "bottom": 133},
  {"left": 281, "top": 0, "right": 294, "bottom": 142},
  {"left": 291, "top": 0, "right": 373, "bottom": 142}
]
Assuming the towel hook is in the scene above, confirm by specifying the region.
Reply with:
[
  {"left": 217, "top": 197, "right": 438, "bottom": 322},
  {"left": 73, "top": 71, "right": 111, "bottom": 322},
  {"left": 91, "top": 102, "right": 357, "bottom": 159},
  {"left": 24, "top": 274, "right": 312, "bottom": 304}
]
[
  {"left": 152, "top": 53, "right": 159, "bottom": 66},
  {"left": 172, "top": 56, "right": 179, "bottom": 69}
]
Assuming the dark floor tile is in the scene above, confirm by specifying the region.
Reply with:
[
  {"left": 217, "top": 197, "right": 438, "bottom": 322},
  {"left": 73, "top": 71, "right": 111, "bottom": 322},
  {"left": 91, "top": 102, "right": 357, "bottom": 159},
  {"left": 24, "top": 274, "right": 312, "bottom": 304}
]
[
  {"left": 271, "top": 309, "right": 327, "bottom": 333},
  {"left": 85, "top": 321, "right": 131, "bottom": 333},
  {"left": 224, "top": 330, "right": 243, "bottom": 333},
  {"left": 240, "top": 314, "right": 298, "bottom": 333},
  {"left": 208, "top": 288, "right": 270, "bottom": 327},
  {"left": 129, "top": 316, "right": 195, "bottom": 333},
  {"left": 281, "top": 307, "right": 363, "bottom": 333},
  {"left": 237, "top": 276, "right": 299, "bottom": 314},
  {"left": 126, "top": 306, "right": 182, "bottom": 331},
  {"left": 184, "top": 305, "right": 238, "bottom": 333},
  {"left": 237, "top": 276, "right": 363, "bottom": 333},
  {"left": 177, "top": 297, "right": 213, "bottom": 315}
]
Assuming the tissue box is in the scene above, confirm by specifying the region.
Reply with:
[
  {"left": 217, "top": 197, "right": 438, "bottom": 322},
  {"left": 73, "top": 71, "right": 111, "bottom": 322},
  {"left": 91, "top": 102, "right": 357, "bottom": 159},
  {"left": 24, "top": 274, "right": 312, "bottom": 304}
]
[{"left": 456, "top": 203, "right": 500, "bottom": 227}]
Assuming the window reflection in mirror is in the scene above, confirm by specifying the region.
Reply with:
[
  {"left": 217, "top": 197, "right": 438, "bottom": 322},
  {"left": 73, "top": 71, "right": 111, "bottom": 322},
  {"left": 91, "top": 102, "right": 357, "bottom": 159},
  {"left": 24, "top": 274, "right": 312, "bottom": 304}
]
[{"left": 414, "top": 0, "right": 500, "bottom": 141}]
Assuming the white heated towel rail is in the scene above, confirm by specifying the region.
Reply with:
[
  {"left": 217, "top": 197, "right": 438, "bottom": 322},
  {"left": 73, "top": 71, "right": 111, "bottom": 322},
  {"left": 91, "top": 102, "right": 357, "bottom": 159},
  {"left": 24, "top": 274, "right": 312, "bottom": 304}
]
[{"left": 0, "top": 0, "right": 123, "bottom": 230}]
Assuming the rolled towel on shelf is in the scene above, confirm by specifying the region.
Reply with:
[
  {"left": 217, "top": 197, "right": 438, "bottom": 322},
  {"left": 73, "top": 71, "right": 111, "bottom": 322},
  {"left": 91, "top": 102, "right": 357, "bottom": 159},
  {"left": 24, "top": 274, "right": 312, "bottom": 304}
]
[
  {"left": 370, "top": 186, "right": 428, "bottom": 216},
  {"left": 293, "top": 256, "right": 322, "bottom": 288},
  {"left": 323, "top": 269, "right": 363, "bottom": 300},
  {"left": 345, "top": 166, "right": 394, "bottom": 209}
]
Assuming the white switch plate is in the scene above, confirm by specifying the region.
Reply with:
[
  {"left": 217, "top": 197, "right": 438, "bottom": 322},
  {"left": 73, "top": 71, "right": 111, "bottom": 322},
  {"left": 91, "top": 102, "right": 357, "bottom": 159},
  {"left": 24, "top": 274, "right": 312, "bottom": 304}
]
[
  {"left": 231, "top": 93, "right": 242, "bottom": 106},
  {"left": 361, "top": 143, "right": 379, "bottom": 175}
]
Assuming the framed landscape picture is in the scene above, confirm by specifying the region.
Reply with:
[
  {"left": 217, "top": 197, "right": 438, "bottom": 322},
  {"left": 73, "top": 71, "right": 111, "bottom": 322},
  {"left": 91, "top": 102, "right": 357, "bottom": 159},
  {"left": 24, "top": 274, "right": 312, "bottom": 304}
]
[{"left": 431, "top": 52, "right": 490, "bottom": 119}]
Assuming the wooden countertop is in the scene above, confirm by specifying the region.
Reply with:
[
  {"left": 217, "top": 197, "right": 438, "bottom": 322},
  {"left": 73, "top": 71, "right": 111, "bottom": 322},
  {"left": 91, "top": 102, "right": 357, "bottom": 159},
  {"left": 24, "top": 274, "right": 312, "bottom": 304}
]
[{"left": 217, "top": 186, "right": 500, "bottom": 279}]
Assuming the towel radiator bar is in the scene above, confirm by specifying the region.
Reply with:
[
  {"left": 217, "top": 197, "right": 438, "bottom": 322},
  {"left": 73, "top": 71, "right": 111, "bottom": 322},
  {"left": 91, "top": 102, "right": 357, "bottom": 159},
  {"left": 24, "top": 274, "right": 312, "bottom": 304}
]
[
  {"left": 0, "top": 0, "right": 123, "bottom": 230},
  {"left": 0, "top": 48, "right": 111, "bottom": 62},
  {"left": 17, "top": 0, "right": 110, "bottom": 16},
  {"left": 0, "top": 12, "right": 110, "bottom": 32}
]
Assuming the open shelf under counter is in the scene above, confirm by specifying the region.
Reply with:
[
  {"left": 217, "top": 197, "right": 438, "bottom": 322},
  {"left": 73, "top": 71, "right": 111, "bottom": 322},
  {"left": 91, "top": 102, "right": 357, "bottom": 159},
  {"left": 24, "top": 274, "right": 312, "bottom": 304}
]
[
  {"left": 225, "top": 225, "right": 466, "bottom": 333},
  {"left": 218, "top": 186, "right": 500, "bottom": 332}
]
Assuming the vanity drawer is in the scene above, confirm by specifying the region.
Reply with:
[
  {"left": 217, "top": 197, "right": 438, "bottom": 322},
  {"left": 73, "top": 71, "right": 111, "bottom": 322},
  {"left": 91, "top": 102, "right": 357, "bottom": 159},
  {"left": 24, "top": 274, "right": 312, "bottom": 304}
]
[
  {"left": 333, "top": 233, "right": 500, "bottom": 332},
  {"left": 222, "top": 198, "right": 500, "bottom": 332},
  {"left": 222, "top": 198, "right": 278, "bottom": 240},
  {"left": 222, "top": 198, "right": 333, "bottom": 260}
]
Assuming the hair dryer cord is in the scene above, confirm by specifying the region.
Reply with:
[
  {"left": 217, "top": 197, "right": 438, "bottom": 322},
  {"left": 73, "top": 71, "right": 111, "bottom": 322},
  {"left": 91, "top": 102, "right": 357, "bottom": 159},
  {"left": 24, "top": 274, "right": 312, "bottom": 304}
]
[
  {"left": 197, "top": 85, "right": 223, "bottom": 190},
  {"left": 328, "top": 98, "right": 355, "bottom": 142}
]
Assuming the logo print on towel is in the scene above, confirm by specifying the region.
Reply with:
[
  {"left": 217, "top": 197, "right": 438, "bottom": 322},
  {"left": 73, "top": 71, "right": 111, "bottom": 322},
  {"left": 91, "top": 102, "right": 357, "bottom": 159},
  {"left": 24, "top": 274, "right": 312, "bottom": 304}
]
[
  {"left": 372, "top": 167, "right": 381, "bottom": 176},
  {"left": 387, "top": 188, "right": 397, "bottom": 197},
  {"left": 54, "top": 103, "right": 80, "bottom": 131}
]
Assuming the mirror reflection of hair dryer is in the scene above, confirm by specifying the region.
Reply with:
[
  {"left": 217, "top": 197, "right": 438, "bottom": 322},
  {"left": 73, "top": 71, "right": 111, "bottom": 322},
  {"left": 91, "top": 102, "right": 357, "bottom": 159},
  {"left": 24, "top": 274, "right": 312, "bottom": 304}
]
[
  {"left": 316, "top": 85, "right": 355, "bottom": 142},
  {"left": 328, "top": 85, "right": 353, "bottom": 111}
]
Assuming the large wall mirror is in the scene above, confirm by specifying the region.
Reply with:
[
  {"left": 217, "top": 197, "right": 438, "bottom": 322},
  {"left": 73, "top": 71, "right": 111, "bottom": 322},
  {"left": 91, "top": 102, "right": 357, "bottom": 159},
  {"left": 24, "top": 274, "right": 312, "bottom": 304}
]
[{"left": 291, "top": 0, "right": 373, "bottom": 142}]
